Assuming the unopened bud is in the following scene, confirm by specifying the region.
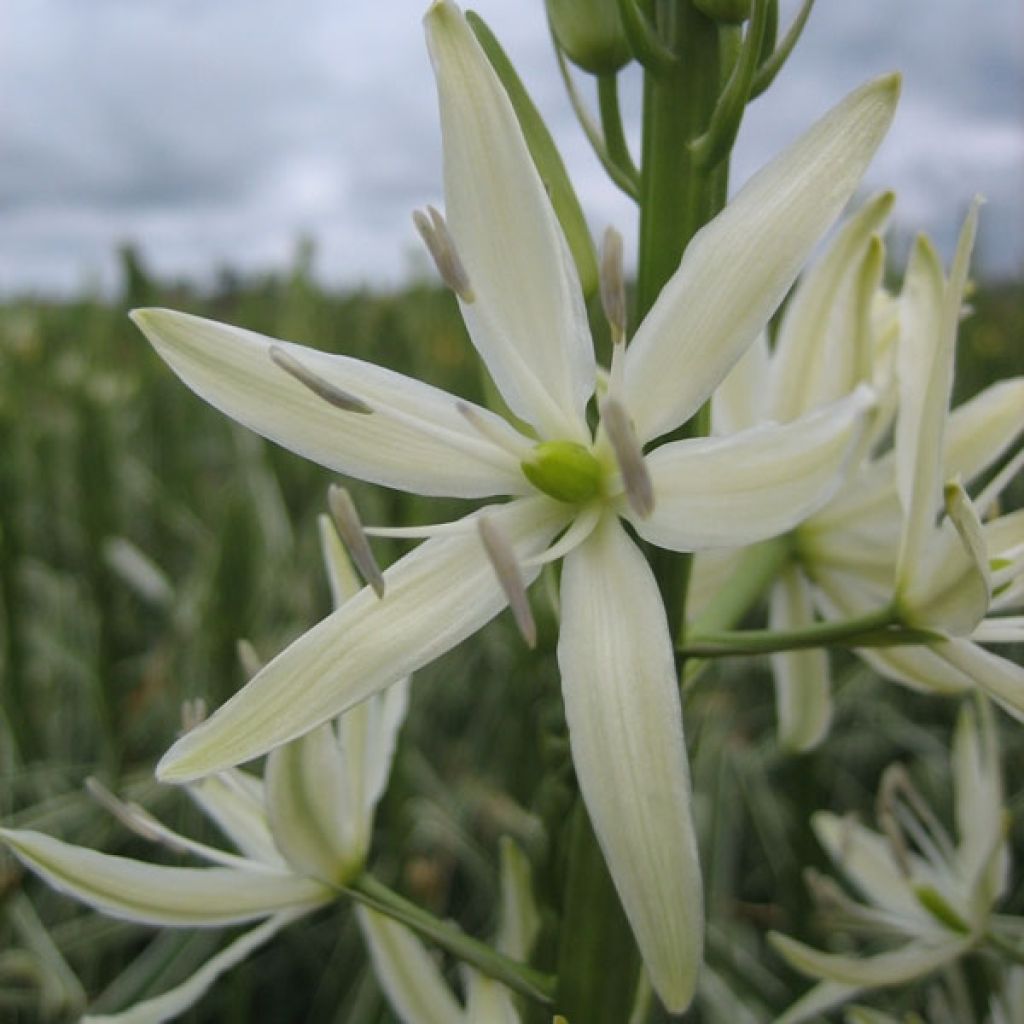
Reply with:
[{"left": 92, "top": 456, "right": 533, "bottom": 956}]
[{"left": 546, "top": 0, "right": 631, "bottom": 74}]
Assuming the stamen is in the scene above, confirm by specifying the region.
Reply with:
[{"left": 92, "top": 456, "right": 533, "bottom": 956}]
[
  {"left": 180, "top": 698, "right": 208, "bottom": 734},
  {"left": 236, "top": 638, "right": 263, "bottom": 679},
  {"left": 269, "top": 346, "right": 373, "bottom": 414},
  {"left": 601, "top": 398, "right": 654, "bottom": 518},
  {"left": 455, "top": 401, "right": 533, "bottom": 460},
  {"left": 363, "top": 518, "right": 475, "bottom": 540},
  {"left": 878, "top": 764, "right": 956, "bottom": 872},
  {"left": 524, "top": 505, "right": 601, "bottom": 568},
  {"left": 477, "top": 515, "right": 537, "bottom": 649},
  {"left": 974, "top": 445, "right": 1024, "bottom": 520},
  {"left": 328, "top": 485, "right": 386, "bottom": 598},
  {"left": 600, "top": 226, "right": 626, "bottom": 347},
  {"left": 413, "top": 205, "right": 475, "bottom": 303}
]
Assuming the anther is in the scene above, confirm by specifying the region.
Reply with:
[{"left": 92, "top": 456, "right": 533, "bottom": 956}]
[
  {"left": 85, "top": 777, "right": 180, "bottom": 849},
  {"left": 269, "top": 346, "right": 373, "bottom": 414},
  {"left": 601, "top": 398, "right": 654, "bottom": 518},
  {"left": 236, "top": 638, "right": 263, "bottom": 679},
  {"left": 413, "top": 206, "right": 475, "bottom": 303},
  {"left": 600, "top": 226, "right": 626, "bottom": 347},
  {"left": 477, "top": 516, "right": 537, "bottom": 649},
  {"left": 328, "top": 485, "right": 386, "bottom": 598},
  {"left": 180, "top": 698, "right": 208, "bottom": 734}
]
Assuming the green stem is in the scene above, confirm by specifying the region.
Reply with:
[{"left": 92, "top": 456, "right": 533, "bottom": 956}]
[
  {"left": 679, "top": 604, "right": 945, "bottom": 657},
  {"left": 597, "top": 74, "right": 640, "bottom": 186},
  {"left": 345, "top": 873, "right": 556, "bottom": 1005}
]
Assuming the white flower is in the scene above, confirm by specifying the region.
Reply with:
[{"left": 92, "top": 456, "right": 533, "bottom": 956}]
[
  {"left": 130, "top": 1, "right": 897, "bottom": 1009},
  {"left": 770, "top": 698, "right": 1013, "bottom": 1024},
  {"left": 695, "top": 201, "right": 1024, "bottom": 750},
  {"left": 0, "top": 517, "right": 409, "bottom": 1023}
]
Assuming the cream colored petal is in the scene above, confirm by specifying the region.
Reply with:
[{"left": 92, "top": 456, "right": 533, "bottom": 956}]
[
  {"left": 774, "top": 980, "right": 864, "bottom": 1024},
  {"left": 425, "top": 1, "right": 594, "bottom": 440},
  {"left": 81, "top": 911, "right": 305, "bottom": 1024},
  {"left": 0, "top": 829, "right": 330, "bottom": 928},
  {"left": 496, "top": 836, "right": 540, "bottom": 962},
  {"left": 769, "top": 192, "right": 894, "bottom": 421},
  {"left": 558, "top": 514, "right": 702, "bottom": 1012},
  {"left": 939, "top": 641, "right": 1024, "bottom": 724},
  {"left": 265, "top": 723, "right": 354, "bottom": 884},
  {"left": 633, "top": 387, "right": 873, "bottom": 552},
  {"left": 356, "top": 907, "right": 465, "bottom": 1024},
  {"left": 769, "top": 933, "right": 971, "bottom": 987},
  {"left": 770, "top": 571, "right": 833, "bottom": 753},
  {"left": 131, "top": 309, "right": 528, "bottom": 499},
  {"left": 710, "top": 330, "right": 769, "bottom": 435},
  {"left": 463, "top": 971, "right": 519, "bottom": 1024},
  {"left": 623, "top": 74, "right": 899, "bottom": 443},
  {"left": 158, "top": 499, "right": 567, "bottom": 782},
  {"left": 187, "top": 771, "right": 285, "bottom": 868}
]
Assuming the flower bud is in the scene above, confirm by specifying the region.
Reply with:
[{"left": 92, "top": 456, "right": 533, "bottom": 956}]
[
  {"left": 693, "top": 0, "right": 752, "bottom": 24},
  {"left": 546, "top": 0, "right": 631, "bottom": 74},
  {"left": 522, "top": 441, "right": 603, "bottom": 504}
]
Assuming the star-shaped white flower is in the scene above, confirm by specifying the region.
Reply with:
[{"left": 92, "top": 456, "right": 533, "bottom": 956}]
[
  {"left": 0, "top": 516, "right": 409, "bottom": 1024},
  {"left": 771, "top": 698, "right": 1013, "bottom": 1024},
  {"left": 130, "top": 1, "right": 897, "bottom": 1009}
]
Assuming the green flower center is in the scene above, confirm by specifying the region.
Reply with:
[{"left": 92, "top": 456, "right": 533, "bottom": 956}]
[{"left": 521, "top": 441, "right": 603, "bottom": 504}]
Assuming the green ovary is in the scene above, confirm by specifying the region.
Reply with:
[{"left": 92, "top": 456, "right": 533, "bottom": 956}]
[{"left": 521, "top": 441, "right": 603, "bottom": 504}]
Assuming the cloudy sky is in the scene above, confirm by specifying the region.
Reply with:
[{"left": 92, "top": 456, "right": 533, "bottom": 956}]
[{"left": 3, "top": 0, "right": 1022, "bottom": 296}]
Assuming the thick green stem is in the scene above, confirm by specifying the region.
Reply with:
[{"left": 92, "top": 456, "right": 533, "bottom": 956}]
[{"left": 346, "top": 874, "right": 556, "bottom": 1006}]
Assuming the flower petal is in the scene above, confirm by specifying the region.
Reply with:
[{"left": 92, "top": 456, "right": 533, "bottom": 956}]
[
  {"left": 769, "top": 933, "right": 971, "bottom": 987},
  {"left": 769, "top": 192, "right": 893, "bottom": 421},
  {"left": 939, "top": 641, "right": 1024, "bottom": 724},
  {"left": 632, "top": 387, "right": 873, "bottom": 552},
  {"left": 131, "top": 309, "right": 528, "bottom": 499},
  {"left": 81, "top": 911, "right": 305, "bottom": 1024},
  {"left": 770, "top": 571, "right": 832, "bottom": 752},
  {"left": 709, "top": 330, "right": 769, "bottom": 436},
  {"left": 558, "top": 514, "right": 702, "bottom": 1012},
  {"left": 356, "top": 907, "right": 465, "bottom": 1024},
  {"left": 496, "top": 837, "right": 539, "bottom": 962},
  {"left": 622, "top": 74, "right": 899, "bottom": 443},
  {"left": 158, "top": 499, "right": 567, "bottom": 782},
  {"left": 463, "top": 971, "right": 519, "bottom": 1024},
  {"left": 187, "top": 771, "right": 285, "bottom": 868},
  {"left": 774, "top": 980, "right": 864, "bottom": 1024},
  {"left": 425, "top": 1, "right": 595, "bottom": 440},
  {"left": 0, "top": 829, "right": 330, "bottom": 927}
]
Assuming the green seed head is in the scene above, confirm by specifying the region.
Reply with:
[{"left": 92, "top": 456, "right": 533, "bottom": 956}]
[{"left": 522, "top": 441, "right": 603, "bottom": 505}]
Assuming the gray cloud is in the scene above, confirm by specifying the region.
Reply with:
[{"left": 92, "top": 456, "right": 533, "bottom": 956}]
[{"left": 1, "top": 0, "right": 1021, "bottom": 295}]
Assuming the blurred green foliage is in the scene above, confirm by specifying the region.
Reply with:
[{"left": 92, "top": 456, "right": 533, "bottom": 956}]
[{"left": 0, "top": 245, "right": 1020, "bottom": 1022}]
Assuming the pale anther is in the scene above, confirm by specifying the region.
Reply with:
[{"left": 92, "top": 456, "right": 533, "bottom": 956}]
[
  {"left": 413, "top": 205, "right": 475, "bottom": 303},
  {"left": 601, "top": 398, "right": 654, "bottom": 518},
  {"left": 236, "top": 638, "right": 263, "bottom": 679},
  {"left": 328, "top": 484, "right": 386, "bottom": 598},
  {"left": 477, "top": 515, "right": 537, "bottom": 649},
  {"left": 85, "top": 777, "right": 182, "bottom": 850},
  {"left": 180, "top": 697, "right": 208, "bottom": 733},
  {"left": 269, "top": 346, "right": 373, "bottom": 414},
  {"left": 600, "top": 226, "right": 626, "bottom": 346}
]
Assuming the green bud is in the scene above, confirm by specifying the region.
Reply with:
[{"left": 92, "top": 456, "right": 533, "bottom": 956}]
[
  {"left": 546, "top": 0, "right": 631, "bottom": 74},
  {"left": 693, "top": 0, "right": 752, "bottom": 24},
  {"left": 522, "top": 441, "right": 603, "bottom": 504}
]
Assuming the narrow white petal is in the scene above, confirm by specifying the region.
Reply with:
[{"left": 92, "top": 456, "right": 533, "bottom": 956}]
[
  {"left": 0, "top": 829, "right": 330, "bottom": 927},
  {"left": 939, "top": 641, "right": 1024, "bottom": 724},
  {"left": 265, "top": 723, "right": 354, "bottom": 883},
  {"left": 774, "top": 980, "right": 864, "bottom": 1024},
  {"left": 770, "top": 572, "right": 832, "bottom": 752},
  {"left": 710, "top": 330, "right": 769, "bottom": 435},
  {"left": 623, "top": 74, "right": 899, "bottom": 442},
  {"left": 187, "top": 771, "right": 285, "bottom": 868},
  {"left": 81, "top": 911, "right": 305, "bottom": 1024},
  {"left": 769, "top": 933, "right": 971, "bottom": 987},
  {"left": 131, "top": 309, "right": 527, "bottom": 499},
  {"left": 359, "top": 678, "right": 411, "bottom": 823},
  {"left": 496, "top": 837, "right": 540, "bottom": 963},
  {"left": 633, "top": 387, "right": 873, "bottom": 552},
  {"left": 811, "top": 813, "right": 923, "bottom": 919},
  {"left": 974, "top": 618, "right": 1024, "bottom": 643},
  {"left": 952, "top": 699, "right": 1009, "bottom": 905},
  {"left": 558, "top": 515, "right": 702, "bottom": 1012},
  {"left": 893, "top": 235, "right": 948, "bottom": 590},
  {"left": 769, "top": 192, "right": 894, "bottom": 421},
  {"left": 356, "top": 907, "right": 465, "bottom": 1024},
  {"left": 158, "top": 499, "right": 567, "bottom": 781},
  {"left": 425, "top": 2, "right": 594, "bottom": 439},
  {"left": 463, "top": 971, "right": 520, "bottom": 1024}
]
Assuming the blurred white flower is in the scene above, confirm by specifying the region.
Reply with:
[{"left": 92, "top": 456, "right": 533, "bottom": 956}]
[
  {"left": 771, "top": 697, "right": 1017, "bottom": 1023},
  {"left": 0, "top": 515, "right": 409, "bottom": 1023}
]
